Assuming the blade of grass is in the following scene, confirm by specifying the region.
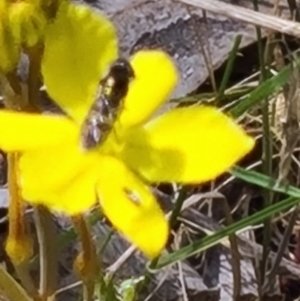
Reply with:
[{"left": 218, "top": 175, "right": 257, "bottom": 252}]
[
  {"left": 253, "top": 0, "right": 272, "bottom": 288},
  {"left": 217, "top": 34, "right": 242, "bottom": 101},
  {"left": 231, "top": 166, "right": 300, "bottom": 197},
  {"left": 155, "top": 196, "right": 299, "bottom": 268},
  {"left": 230, "top": 57, "right": 300, "bottom": 118},
  {"left": 171, "top": 86, "right": 254, "bottom": 105}
]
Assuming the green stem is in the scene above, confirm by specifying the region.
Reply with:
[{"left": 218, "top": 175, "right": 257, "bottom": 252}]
[{"left": 253, "top": 0, "right": 273, "bottom": 290}]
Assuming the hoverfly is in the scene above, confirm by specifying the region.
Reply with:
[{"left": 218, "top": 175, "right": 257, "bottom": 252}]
[{"left": 81, "top": 58, "right": 135, "bottom": 149}]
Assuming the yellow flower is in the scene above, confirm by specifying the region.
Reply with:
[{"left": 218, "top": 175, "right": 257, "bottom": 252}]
[
  {"left": 0, "top": 3, "right": 255, "bottom": 257},
  {"left": 0, "top": 0, "right": 48, "bottom": 72},
  {"left": 8, "top": 0, "right": 47, "bottom": 47}
]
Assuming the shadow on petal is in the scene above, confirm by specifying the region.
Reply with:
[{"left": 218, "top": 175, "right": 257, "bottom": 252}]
[
  {"left": 121, "top": 106, "right": 255, "bottom": 184},
  {"left": 96, "top": 155, "right": 169, "bottom": 258}
]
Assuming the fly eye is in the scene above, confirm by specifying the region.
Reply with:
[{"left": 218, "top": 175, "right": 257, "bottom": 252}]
[{"left": 124, "top": 188, "right": 141, "bottom": 206}]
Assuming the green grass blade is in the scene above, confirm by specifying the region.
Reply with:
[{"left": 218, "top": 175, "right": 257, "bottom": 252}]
[
  {"left": 229, "top": 59, "right": 299, "bottom": 118},
  {"left": 231, "top": 166, "right": 300, "bottom": 197},
  {"left": 217, "top": 35, "right": 242, "bottom": 100},
  {"left": 155, "top": 196, "right": 299, "bottom": 269}
]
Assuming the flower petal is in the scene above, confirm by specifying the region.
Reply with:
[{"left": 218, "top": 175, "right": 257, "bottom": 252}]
[
  {"left": 9, "top": 0, "right": 47, "bottom": 47},
  {"left": 0, "top": 111, "right": 78, "bottom": 151},
  {"left": 96, "top": 156, "right": 168, "bottom": 258},
  {"left": 42, "top": 2, "right": 117, "bottom": 124},
  {"left": 121, "top": 106, "right": 255, "bottom": 183},
  {"left": 19, "top": 144, "right": 100, "bottom": 215},
  {"left": 0, "top": 8, "right": 20, "bottom": 72},
  {"left": 118, "top": 50, "right": 178, "bottom": 129}
]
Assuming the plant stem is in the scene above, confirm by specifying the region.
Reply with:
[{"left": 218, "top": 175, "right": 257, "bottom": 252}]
[
  {"left": 72, "top": 215, "right": 100, "bottom": 301},
  {"left": 6, "top": 153, "right": 37, "bottom": 298}
]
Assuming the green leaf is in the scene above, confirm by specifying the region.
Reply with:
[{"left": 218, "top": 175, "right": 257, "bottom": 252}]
[{"left": 42, "top": 2, "right": 118, "bottom": 124}]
